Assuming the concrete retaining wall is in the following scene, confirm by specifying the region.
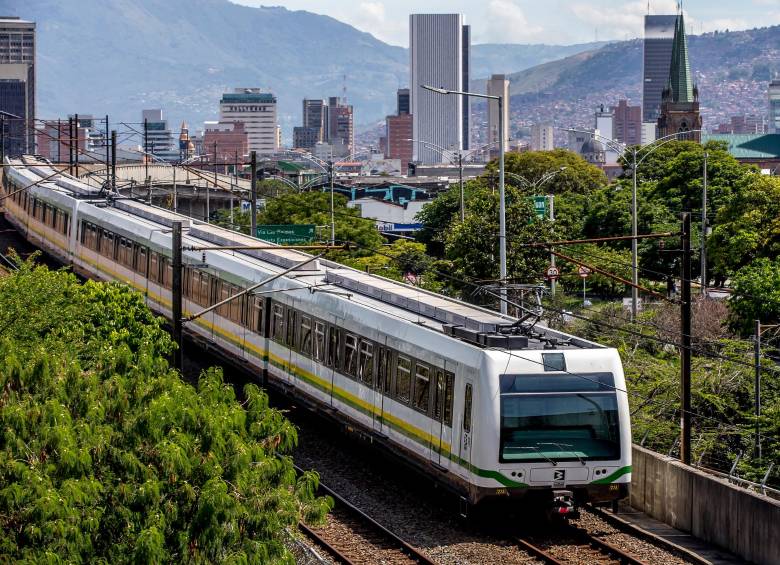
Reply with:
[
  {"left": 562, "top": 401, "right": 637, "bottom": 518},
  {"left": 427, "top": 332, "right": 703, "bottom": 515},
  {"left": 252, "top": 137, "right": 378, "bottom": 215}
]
[{"left": 630, "top": 444, "right": 780, "bottom": 565}]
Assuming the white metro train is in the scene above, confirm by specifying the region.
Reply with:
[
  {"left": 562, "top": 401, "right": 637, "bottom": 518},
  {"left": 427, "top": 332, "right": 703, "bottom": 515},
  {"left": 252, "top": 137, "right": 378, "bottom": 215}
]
[{"left": 2, "top": 156, "right": 631, "bottom": 515}]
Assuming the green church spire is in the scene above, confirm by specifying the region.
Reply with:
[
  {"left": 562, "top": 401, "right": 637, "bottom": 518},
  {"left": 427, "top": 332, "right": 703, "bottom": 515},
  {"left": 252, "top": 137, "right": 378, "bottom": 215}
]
[{"left": 667, "top": 12, "right": 695, "bottom": 103}]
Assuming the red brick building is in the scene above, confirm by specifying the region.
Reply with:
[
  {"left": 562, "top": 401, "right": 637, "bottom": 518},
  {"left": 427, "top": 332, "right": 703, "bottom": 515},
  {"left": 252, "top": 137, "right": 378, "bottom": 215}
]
[
  {"left": 386, "top": 113, "right": 413, "bottom": 172},
  {"left": 202, "top": 121, "right": 248, "bottom": 167}
]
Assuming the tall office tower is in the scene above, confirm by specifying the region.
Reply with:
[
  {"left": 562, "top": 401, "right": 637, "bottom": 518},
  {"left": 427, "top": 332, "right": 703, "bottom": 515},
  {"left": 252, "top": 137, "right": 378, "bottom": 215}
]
[
  {"left": 486, "top": 74, "right": 509, "bottom": 150},
  {"left": 219, "top": 88, "right": 278, "bottom": 155},
  {"left": 397, "top": 88, "right": 410, "bottom": 115},
  {"left": 461, "top": 24, "right": 471, "bottom": 150},
  {"left": 642, "top": 15, "right": 677, "bottom": 124},
  {"left": 410, "top": 14, "right": 470, "bottom": 163},
  {"left": 769, "top": 80, "right": 780, "bottom": 133},
  {"left": 657, "top": 12, "right": 702, "bottom": 142},
  {"left": 531, "top": 123, "right": 554, "bottom": 151},
  {"left": 0, "top": 16, "right": 35, "bottom": 156},
  {"left": 303, "top": 98, "right": 328, "bottom": 137},
  {"left": 328, "top": 96, "right": 354, "bottom": 155},
  {"left": 612, "top": 100, "right": 643, "bottom": 146},
  {"left": 142, "top": 109, "right": 177, "bottom": 161}
]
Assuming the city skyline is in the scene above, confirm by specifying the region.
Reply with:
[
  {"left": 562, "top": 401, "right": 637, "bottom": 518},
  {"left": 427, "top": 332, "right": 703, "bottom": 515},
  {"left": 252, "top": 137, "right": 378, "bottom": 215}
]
[{"left": 236, "top": 0, "right": 780, "bottom": 46}]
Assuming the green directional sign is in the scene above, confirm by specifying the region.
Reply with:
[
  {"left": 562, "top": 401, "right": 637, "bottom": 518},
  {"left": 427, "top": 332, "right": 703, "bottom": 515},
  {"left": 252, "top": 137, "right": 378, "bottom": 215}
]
[
  {"left": 257, "top": 224, "right": 316, "bottom": 245},
  {"left": 532, "top": 196, "right": 548, "bottom": 219}
]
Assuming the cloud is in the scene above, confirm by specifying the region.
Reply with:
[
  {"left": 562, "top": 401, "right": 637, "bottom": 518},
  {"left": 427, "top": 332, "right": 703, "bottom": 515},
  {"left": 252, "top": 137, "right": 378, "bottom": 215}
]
[
  {"left": 335, "top": 1, "right": 408, "bottom": 45},
  {"left": 571, "top": 0, "right": 677, "bottom": 40},
  {"left": 479, "top": 0, "right": 544, "bottom": 43}
]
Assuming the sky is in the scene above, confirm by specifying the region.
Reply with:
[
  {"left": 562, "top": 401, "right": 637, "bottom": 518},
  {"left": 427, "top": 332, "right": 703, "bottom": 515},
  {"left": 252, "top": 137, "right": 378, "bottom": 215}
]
[{"left": 236, "top": 0, "right": 780, "bottom": 46}]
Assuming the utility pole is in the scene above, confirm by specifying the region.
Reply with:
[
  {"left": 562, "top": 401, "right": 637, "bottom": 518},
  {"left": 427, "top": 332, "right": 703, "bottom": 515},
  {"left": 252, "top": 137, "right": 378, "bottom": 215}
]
[
  {"left": 173, "top": 165, "right": 177, "bottom": 213},
  {"left": 68, "top": 117, "right": 74, "bottom": 175},
  {"left": 172, "top": 221, "right": 183, "bottom": 372},
  {"left": 701, "top": 151, "right": 708, "bottom": 296},
  {"left": 57, "top": 119, "right": 61, "bottom": 164},
  {"left": 459, "top": 152, "right": 465, "bottom": 221},
  {"left": 250, "top": 151, "right": 257, "bottom": 237},
  {"left": 498, "top": 94, "right": 507, "bottom": 316},
  {"left": 74, "top": 113, "right": 80, "bottom": 177},
  {"left": 631, "top": 151, "right": 639, "bottom": 320},
  {"left": 754, "top": 319, "right": 762, "bottom": 460},
  {"left": 680, "top": 212, "right": 692, "bottom": 465},
  {"left": 144, "top": 117, "right": 149, "bottom": 184},
  {"left": 329, "top": 160, "right": 336, "bottom": 245},
  {"left": 105, "top": 115, "right": 110, "bottom": 180},
  {"left": 0, "top": 115, "right": 4, "bottom": 163},
  {"left": 549, "top": 194, "right": 556, "bottom": 297},
  {"left": 111, "top": 130, "right": 117, "bottom": 192}
]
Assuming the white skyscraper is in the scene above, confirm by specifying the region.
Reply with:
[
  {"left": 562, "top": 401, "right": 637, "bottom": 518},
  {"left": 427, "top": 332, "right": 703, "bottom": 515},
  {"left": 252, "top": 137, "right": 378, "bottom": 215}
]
[
  {"left": 531, "top": 124, "right": 554, "bottom": 151},
  {"left": 219, "top": 88, "right": 278, "bottom": 155},
  {"left": 486, "top": 74, "right": 510, "bottom": 151},
  {"left": 410, "top": 14, "right": 470, "bottom": 163}
]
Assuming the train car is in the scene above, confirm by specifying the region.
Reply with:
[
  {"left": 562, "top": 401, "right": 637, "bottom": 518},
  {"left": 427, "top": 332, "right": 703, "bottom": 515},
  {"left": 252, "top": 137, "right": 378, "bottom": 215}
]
[{"left": 2, "top": 156, "right": 631, "bottom": 516}]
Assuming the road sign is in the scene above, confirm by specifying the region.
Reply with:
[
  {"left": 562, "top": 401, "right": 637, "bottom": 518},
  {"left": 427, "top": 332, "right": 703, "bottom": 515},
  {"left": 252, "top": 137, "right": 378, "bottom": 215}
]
[
  {"left": 257, "top": 224, "right": 316, "bottom": 245},
  {"left": 532, "top": 196, "right": 548, "bottom": 219},
  {"left": 546, "top": 265, "right": 560, "bottom": 280},
  {"left": 578, "top": 265, "right": 591, "bottom": 278}
]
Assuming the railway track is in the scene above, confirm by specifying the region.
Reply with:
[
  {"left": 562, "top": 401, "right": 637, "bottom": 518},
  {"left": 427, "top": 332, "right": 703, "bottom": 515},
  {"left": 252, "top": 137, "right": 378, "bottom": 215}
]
[
  {"left": 515, "top": 522, "right": 650, "bottom": 565},
  {"left": 295, "top": 464, "right": 437, "bottom": 565}
]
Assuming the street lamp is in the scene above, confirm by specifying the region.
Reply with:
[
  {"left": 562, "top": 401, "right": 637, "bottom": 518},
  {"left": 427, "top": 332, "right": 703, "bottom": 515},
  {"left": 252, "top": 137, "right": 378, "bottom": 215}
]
[
  {"left": 564, "top": 128, "right": 702, "bottom": 320},
  {"left": 422, "top": 84, "right": 508, "bottom": 315}
]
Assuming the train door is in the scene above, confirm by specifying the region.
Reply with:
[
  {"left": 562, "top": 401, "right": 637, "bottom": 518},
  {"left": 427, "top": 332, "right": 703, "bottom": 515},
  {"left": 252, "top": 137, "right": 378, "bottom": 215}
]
[
  {"left": 371, "top": 339, "right": 389, "bottom": 434},
  {"left": 458, "top": 380, "right": 474, "bottom": 472},
  {"left": 429, "top": 363, "right": 455, "bottom": 469}
]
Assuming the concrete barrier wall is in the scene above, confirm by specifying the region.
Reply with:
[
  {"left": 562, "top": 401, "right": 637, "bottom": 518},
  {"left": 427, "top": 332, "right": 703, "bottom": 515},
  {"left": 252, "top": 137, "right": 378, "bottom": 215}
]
[{"left": 630, "top": 445, "right": 780, "bottom": 565}]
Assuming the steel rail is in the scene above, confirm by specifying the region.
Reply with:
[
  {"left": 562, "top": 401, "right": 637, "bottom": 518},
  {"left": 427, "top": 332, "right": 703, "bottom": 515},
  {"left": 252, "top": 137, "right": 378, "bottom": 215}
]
[
  {"left": 297, "top": 522, "right": 358, "bottom": 565},
  {"left": 293, "top": 464, "right": 437, "bottom": 565}
]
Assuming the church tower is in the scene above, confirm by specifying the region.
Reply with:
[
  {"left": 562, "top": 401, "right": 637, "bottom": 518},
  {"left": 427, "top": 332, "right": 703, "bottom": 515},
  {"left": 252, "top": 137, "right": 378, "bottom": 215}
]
[
  {"left": 179, "top": 121, "right": 195, "bottom": 161},
  {"left": 656, "top": 11, "right": 702, "bottom": 141}
]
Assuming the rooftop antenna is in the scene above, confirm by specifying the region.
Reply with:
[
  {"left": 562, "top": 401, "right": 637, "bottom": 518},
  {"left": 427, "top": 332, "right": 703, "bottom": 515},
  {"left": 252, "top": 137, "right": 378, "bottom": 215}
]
[
  {"left": 342, "top": 74, "right": 348, "bottom": 105},
  {"left": 647, "top": 1, "right": 650, "bottom": 15}
]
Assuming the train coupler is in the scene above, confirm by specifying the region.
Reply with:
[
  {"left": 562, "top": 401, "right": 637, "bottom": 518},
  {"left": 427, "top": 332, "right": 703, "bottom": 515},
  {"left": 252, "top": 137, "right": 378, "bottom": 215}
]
[{"left": 550, "top": 490, "right": 579, "bottom": 519}]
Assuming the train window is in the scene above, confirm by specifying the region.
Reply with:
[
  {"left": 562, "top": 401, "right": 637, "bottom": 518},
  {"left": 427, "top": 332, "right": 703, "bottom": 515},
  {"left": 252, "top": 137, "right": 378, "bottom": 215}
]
[
  {"left": 463, "top": 383, "right": 473, "bottom": 433},
  {"left": 199, "top": 272, "right": 210, "bottom": 305},
  {"left": 377, "top": 348, "right": 392, "bottom": 393},
  {"left": 286, "top": 308, "right": 298, "bottom": 349},
  {"left": 358, "top": 340, "right": 373, "bottom": 385},
  {"left": 327, "top": 326, "right": 341, "bottom": 369},
  {"left": 300, "top": 316, "right": 313, "bottom": 356},
  {"left": 136, "top": 246, "right": 148, "bottom": 276},
  {"left": 314, "top": 321, "right": 326, "bottom": 362},
  {"left": 413, "top": 363, "right": 431, "bottom": 413},
  {"left": 217, "top": 281, "right": 230, "bottom": 317},
  {"left": 271, "top": 303, "right": 284, "bottom": 343},
  {"left": 63, "top": 213, "right": 69, "bottom": 236},
  {"left": 344, "top": 334, "right": 358, "bottom": 377},
  {"left": 396, "top": 355, "right": 411, "bottom": 403},
  {"left": 100, "top": 230, "right": 114, "bottom": 259},
  {"left": 230, "top": 290, "right": 243, "bottom": 324},
  {"left": 433, "top": 370, "right": 445, "bottom": 422},
  {"left": 444, "top": 372, "right": 455, "bottom": 427},
  {"left": 248, "top": 296, "right": 263, "bottom": 333},
  {"left": 161, "top": 257, "right": 172, "bottom": 289},
  {"left": 149, "top": 253, "right": 159, "bottom": 283}
]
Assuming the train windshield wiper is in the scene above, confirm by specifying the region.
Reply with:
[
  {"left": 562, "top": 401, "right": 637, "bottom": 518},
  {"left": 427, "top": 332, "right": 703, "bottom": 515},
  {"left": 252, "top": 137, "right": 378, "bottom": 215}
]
[
  {"left": 519, "top": 445, "right": 557, "bottom": 466},
  {"left": 539, "top": 442, "right": 586, "bottom": 466}
]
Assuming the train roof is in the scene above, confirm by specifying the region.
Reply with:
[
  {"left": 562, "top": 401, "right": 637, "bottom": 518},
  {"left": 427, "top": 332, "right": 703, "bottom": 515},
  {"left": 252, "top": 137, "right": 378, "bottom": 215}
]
[{"left": 8, "top": 155, "right": 605, "bottom": 352}]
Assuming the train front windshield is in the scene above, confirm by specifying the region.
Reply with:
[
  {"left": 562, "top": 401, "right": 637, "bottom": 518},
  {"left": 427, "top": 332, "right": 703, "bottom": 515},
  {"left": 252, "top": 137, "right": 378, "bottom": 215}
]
[{"left": 499, "top": 373, "right": 621, "bottom": 463}]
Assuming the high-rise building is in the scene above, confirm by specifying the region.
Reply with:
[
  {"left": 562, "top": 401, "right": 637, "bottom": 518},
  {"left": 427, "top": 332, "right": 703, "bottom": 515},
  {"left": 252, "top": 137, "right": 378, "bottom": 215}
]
[
  {"left": 397, "top": 88, "right": 410, "bottom": 115},
  {"left": 0, "top": 16, "right": 35, "bottom": 156},
  {"left": 410, "top": 13, "right": 470, "bottom": 163},
  {"left": 612, "top": 100, "right": 643, "bottom": 146},
  {"left": 386, "top": 114, "right": 413, "bottom": 172},
  {"left": 328, "top": 96, "right": 354, "bottom": 155},
  {"left": 142, "top": 109, "right": 177, "bottom": 162},
  {"left": 219, "top": 88, "right": 278, "bottom": 155},
  {"left": 486, "top": 74, "right": 509, "bottom": 151},
  {"left": 643, "top": 15, "right": 677, "bottom": 124},
  {"left": 303, "top": 99, "right": 327, "bottom": 138},
  {"left": 531, "top": 123, "right": 554, "bottom": 151},
  {"left": 769, "top": 80, "right": 780, "bottom": 133},
  {"left": 657, "top": 13, "right": 702, "bottom": 142}
]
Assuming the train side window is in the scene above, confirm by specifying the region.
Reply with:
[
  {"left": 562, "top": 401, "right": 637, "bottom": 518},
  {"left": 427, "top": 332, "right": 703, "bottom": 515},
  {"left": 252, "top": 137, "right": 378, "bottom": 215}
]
[
  {"left": 199, "top": 271, "right": 210, "bottom": 305},
  {"left": 136, "top": 246, "right": 148, "bottom": 276},
  {"left": 63, "top": 213, "right": 70, "bottom": 236},
  {"left": 396, "top": 355, "right": 411, "bottom": 403},
  {"left": 433, "top": 370, "right": 445, "bottom": 422},
  {"left": 271, "top": 303, "right": 285, "bottom": 343},
  {"left": 161, "top": 257, "right": 172, "bottom": 289},
  {"left": 444, "top": 372, "right": 455, "bottom": 427},
  {"left": 463, "top": 383, "right": 473, "bottom": 433},
  {"left": 344, "top": 334, "right": 358, "bottom": 377},
  {"left": 286, "top": 308, "right": 298, "bottom": 349},
  {"left": 314, "top": 321, "right": 326, "bottom": 362},
  {"left": 413, "top": 363, "right": 431, "bottom": 414},
  {"left": 358, "top": 340, "right": 373, "bottom": 385},
  {"left": 377, "top": 348, "right": 392, "bottom": 393},
  {"left": 248, "top": 296, "right": 263, "bottom": 333},
  {"left": 327, "top": 326, "right": 341, "bottom": 369},
  {"left": 230, "top": 289, "right": 243, "bottom": 324},
  {"left": 300, "top": 316, "right": 312, "bottom": 356},
  {"left": 216, "top": 280, "right": 229, "bottom": 317}
]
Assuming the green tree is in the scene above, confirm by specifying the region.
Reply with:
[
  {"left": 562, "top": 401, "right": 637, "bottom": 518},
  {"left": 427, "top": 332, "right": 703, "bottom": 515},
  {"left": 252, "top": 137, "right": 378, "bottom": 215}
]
[
  {"left": 493, "top": 149, "right": 608, "bottom": 194},
  {"left": 0, "top": 260, "right": 331, "bottom": 562},
  {"left": 708, "top": 174, "right": 780, "bottom": 281},
  {"left": 729, "top": 257, "right": 780, "bottom": 334}
]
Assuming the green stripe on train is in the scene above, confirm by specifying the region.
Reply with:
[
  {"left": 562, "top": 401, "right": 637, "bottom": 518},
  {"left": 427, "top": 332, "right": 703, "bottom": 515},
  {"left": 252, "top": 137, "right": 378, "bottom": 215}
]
[{"left": 590, "top": 465, "right": 632, "bottom": 484}]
